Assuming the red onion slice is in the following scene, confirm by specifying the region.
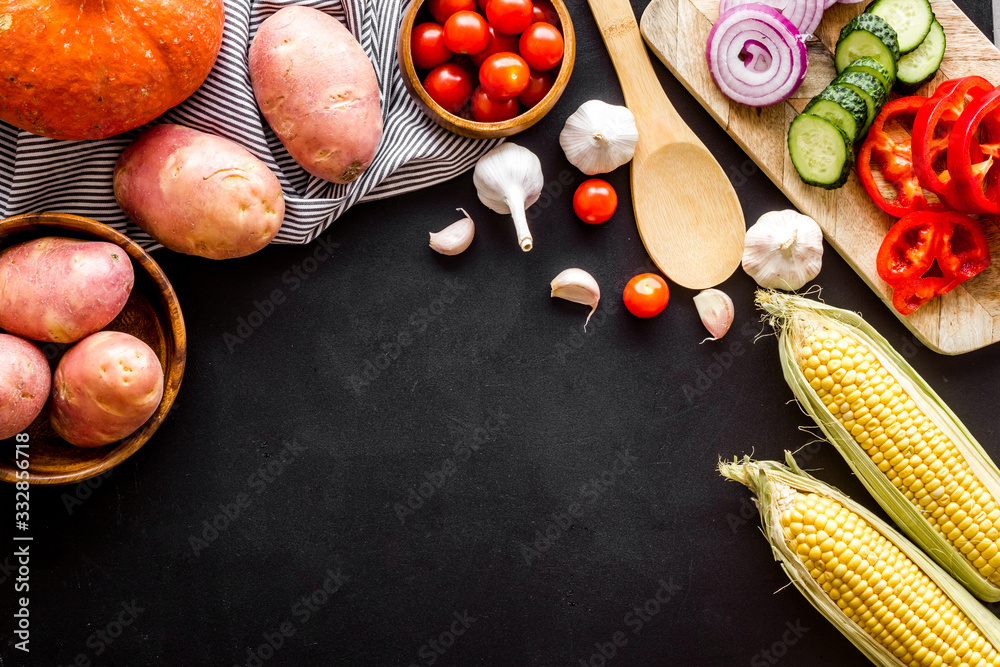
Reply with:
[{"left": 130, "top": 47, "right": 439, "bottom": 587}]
[
  {"left": 717, "top": 0, "right": 824, "bottom": 36},
  {"left": 774, "top": 0, "right": 825, "bottom": 35},
  {"left": 718, "top": 0, "right": 787, "bottom": 15},
  {"left": 741, "top": 39, "right": 774, "bottom": 71},
  {"left": 837, "top": 0, "right": 866, "bottom": 4},
  {"left": 706, "top": 4, "right": 808, "bottom": 107}
]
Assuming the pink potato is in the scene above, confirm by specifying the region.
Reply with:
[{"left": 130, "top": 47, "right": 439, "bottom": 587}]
[
  {"left": 0, "top": 334, "right": 51, "bottom": 440},
  {"left": 114, "top": 124, "right": 286, "bottom": 260},
  {"left": 0, "top": 238, "right": 135, "bottom": 343},
  {"left": 50, "top": 331, "right": 164, "bottom": 448},
  {"left": 249, "top": 6, "right": 383, "bottom": 185}
]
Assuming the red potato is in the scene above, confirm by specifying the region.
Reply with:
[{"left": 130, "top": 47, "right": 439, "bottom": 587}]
[
  {"left": 249, "top": 6, "right": 383, "bottom": 185},
  {"left": 50, "top": 331, "right": 164, "bottom": 448},
  {"left": 0, "top": 335, "right": 51, "bottom": 440},
  {"left": 0, "top": 238, "right": 134, "bottom": 343},
  {"left": 114, "top": 125, "right": 285, "bottom": 260}
]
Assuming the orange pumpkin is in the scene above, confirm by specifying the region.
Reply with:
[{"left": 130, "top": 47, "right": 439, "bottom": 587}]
[{"left": 0, "top": 1, "right": 226, "bottom": 141}]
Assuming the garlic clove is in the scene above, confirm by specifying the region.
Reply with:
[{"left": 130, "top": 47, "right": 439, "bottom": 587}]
[
  {"left": 742, "top": 210, "right": 824, "bottom": 291},
  {"left": 429, "top": 208, "right": 475, "bottom": 256},
  {"left": 693, "top": 289, "right": 734, "bottom": 342},
  {"left": 473, "top": 143, "right": 544, "bottom": 252},
  {"left": 550, "top": 268, "right": 601, "bottom": 329},
  {"left": 559, "top": 100, "right": 639, "bottom": 176}
]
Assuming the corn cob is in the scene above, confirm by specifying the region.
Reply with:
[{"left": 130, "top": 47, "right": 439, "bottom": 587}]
[
  {"left": 720, "top": 454, "right": 1000, "bottom": 667},
  {"left": 757, "top": 290, "right": 1000, "bottom": 602}
]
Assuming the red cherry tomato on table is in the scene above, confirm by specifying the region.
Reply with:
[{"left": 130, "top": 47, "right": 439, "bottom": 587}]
[
  {"left": 623, "top": 274, "right": 670, "bottom": 318},
  {"left": 532, "top": 0, "right": 560, "bottom": 25},
  {"left": 470, "top": 26, "right": 520, "bottom": 67},
  {"left": 423, "top": 63, "right": 474, "bottom": 114},
  {"left": 518, "top": 69, "right": 554, "bottom": 107},
  {"left": 479, "top": 52, "right": 530, "bottom": 100},
  {"left": 411, "top": 23, "right": 453, "bottom": 70},
  {"left": 573, "top": 179, "right": 617, "bottom": 224},
  {"left": 470, "top": 87, "right": 521, "bottom": 123},
  {"left": 443, "top": 11, "right": 491, "bottom": 55},
  {"left": 429, "top": 0, "right": 478, "bottom": 24},
  {"left": 485, "top": 0, "right": 534, "bottom": 35},
  {"left": 519, "top": 22, "right": 564, "bottom": 71}
]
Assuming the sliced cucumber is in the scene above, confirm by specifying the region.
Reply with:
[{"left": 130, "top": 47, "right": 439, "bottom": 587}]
[
  {"left": 843, "top": 57, "right": 896, "bottom": 91},
  {"left": 788, "top": 114, "right": 853, "bottom": 190},
  {"left": 896, "top": 19, "right": 946, "bottom": 91},
  {"left": 803, "top": 86, "right": 868, "bottom": 144},
  {"left": 832, "top": 71, "right": 887, "bottom": 107},
  {"left": 866, "top": 0, "right": 934, "bottom": 54},
  {"left": 835, "top": 14, "right": 900, "bottom": 76},
  {"left": 832, "top": 71, "right": 887, "bottom": 133}
]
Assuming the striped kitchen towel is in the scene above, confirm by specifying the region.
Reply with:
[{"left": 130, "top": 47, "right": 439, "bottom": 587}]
[{"left": 0, "top": 0, "right": 502, "bottom": 248}]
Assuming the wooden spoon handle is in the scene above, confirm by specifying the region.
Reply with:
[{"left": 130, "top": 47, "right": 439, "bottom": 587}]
[{"left": 585, "top": 0, "right": 697, "bottom": 145}]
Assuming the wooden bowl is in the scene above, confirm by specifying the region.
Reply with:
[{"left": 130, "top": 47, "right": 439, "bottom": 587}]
[
  {"left": 399, "top": 0, "right": 576, "bottom": 139},
  {"left": 0, "top": 213, "right": 186, "bottom": 485}
]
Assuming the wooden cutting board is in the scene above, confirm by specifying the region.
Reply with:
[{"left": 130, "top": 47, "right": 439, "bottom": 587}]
[{"left": 640, "top": 0, "right": 1000, "bottom": 355}]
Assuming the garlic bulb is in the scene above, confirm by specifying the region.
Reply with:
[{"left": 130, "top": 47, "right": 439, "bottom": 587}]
[
  {"left": 550, "top": 268, "right": 600, "bottom": 329},
  {"left": 429, "top": 208, "right": 475, "bottom": 256},
  {"left": 559, "top": 101, "right": 639, "bottom": 175},
  {"left": 742, "top": 210, "right": 824, "bottom": 291},
  {"left": 693, "top": 289, "right": 734, "bottom": 342},
  {"left": 473, "top": 143, "right": 544, "bottom": 252}
]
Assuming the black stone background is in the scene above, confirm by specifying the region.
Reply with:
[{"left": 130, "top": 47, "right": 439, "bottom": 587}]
[{"left": 1, "top": 1, "right": 996, "bottom": 665}]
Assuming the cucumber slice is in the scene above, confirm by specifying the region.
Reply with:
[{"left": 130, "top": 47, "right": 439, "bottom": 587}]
[
  {"left": 896, "top": 19, "right": 946, "bottom": 90},
  {"left": 788, "top": 114, "right": 853, "bottom": 190},
  {"left": 867, "top": 0, "right": 934, "bottom": 54},
  {"left": 832, "top": 71, "right": 887, "bottom": 107},
  {"left": 803, "top": 86, "right": 868, "bottom": 144},
  {"left": 843, "top": 57, "right": 896, "bottom": 91},
  {"left": 831, "top": 71, "right": 887, "bottom": 132},
  {"left": 835, "top": 14, "right": 900, "bottom": 76}
]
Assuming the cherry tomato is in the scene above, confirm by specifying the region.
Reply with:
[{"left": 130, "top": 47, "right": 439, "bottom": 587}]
[
  {"left": 423, "top": 63, "right": 474, "bottom": 114},
  {"left": 411, "top": 23, "right": 453, "bottom": 70},
  {"left": 573, "top": 179, "right": 617, "bottom": 224},
  {"left": 519, "top": 22, "right": 564, "bottom": 71},
  {"left": 532, "top": 0, "right": 560, "bottom": 25},
  {"left": 443, "top": 11, "right": 490, "bottom": 55},
  {"left": 485, "top": 0, "right": 534, "bottom": 35},
  {"left": 470, "top": 87, "right": 521, "bottom": 122},
  {"left": 623, "top": 274, "right": 670, "bottom": 318},
  {"left": 479, "top": 52, "right": 530, "bottom": 100},
  {"left": 470, "top": 26, "right": 520, "bottom": 67},
  {"left": 428, "top": 0, "right": 477, "bottom": 24},
  {"left": 477, "top": 0, "right": 488, "bottom": 9},
  {"left": 518, "top": 69, "right": 554, "bottom": 107}
]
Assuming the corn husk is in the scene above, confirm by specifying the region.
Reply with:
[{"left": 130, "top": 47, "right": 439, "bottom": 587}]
[
  {"left": 720, "top": 454, "right": 1000, "bottom": 666},
  {"left": 757, "top": 289, "right": 1000, "bottom": 601}
]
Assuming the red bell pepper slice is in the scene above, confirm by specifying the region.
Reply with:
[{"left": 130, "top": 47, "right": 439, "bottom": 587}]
[
  {"left": 947, "top": 86, "right": 1000, "bottom": 215},
  {"left": 858, "top": 97, "right": 945, "bottom": 218},
  {"left": 912, "top": 76, "right": 994, "bottom": 207},
  {"left": 876, "top": 210, "right": 991, "bottom": 315},
  {"left": 888, "top": 277, "right": 958, "bottom": 315},
  {"left": 930, "top": 79, "right": 961, "bottom": 98}
]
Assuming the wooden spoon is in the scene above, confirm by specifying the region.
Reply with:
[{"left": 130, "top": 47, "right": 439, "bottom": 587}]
[{"left": 586, "top": 0, "right": 745, "bottom": 289}]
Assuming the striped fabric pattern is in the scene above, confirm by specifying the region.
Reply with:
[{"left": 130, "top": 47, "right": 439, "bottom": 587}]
[{"left": 0, "top": 0, "right": 502, "bottom": 248}]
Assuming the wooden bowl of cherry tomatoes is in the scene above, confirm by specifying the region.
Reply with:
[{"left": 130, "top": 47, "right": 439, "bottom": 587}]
[{"left": 399, "top": 0, "right": 575, "bottom": 139}]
